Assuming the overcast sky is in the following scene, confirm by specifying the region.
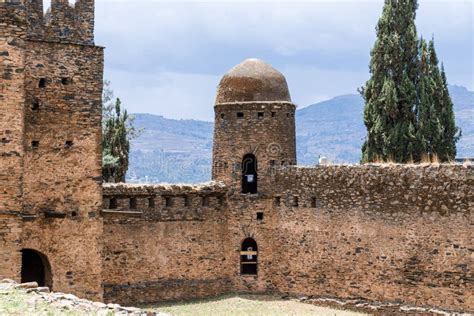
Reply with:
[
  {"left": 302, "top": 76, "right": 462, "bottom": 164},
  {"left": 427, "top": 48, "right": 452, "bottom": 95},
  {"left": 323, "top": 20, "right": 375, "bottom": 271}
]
[{"left": 76, "top": 0, "right": 474, "bottom": 121}]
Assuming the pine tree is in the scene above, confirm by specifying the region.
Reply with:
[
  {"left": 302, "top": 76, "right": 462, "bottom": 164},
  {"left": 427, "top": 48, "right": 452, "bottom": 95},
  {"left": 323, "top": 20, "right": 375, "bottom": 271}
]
[{"left": 362, "top": 0, "right": 420, "bottom": 163}]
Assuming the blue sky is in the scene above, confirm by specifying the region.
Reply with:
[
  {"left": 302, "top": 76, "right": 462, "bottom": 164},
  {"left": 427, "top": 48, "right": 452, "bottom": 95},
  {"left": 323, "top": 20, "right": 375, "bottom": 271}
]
[{"left": 83, "top": 0, "right": 474, "bottom": 121}]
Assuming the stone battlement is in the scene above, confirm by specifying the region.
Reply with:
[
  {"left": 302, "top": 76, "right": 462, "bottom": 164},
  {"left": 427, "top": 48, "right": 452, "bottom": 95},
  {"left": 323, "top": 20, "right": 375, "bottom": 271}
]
[
  {"left": 0, "top": 0, "right": 95, "bottom": 45},
  {"left": 270, "top": 163, "right": 472, "bottom": 214},
  {"left": 102, "top": 182, "right": 227, "bottom": 222}
]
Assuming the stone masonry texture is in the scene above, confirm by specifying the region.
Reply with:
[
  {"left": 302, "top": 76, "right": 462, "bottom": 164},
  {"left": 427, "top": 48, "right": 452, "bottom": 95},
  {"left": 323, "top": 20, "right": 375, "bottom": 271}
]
[{"left": 0, "top": 0, "right": 472, "bottom": 313}]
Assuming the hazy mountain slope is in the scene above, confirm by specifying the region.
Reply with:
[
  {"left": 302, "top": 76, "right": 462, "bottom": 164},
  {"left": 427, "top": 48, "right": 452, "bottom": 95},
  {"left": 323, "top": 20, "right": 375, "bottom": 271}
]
[
  {"left": 127, "top": 86, "right": 473, "bottom": 183},
  {"left": 127, "top": 114, "right": 213, "bottom": 183}
]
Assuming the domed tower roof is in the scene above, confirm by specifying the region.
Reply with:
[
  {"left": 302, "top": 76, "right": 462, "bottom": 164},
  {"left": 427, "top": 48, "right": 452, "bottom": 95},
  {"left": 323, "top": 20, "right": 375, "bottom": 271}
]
[{"left": 215, "top": 58, "right": 292, "bottom": 104}]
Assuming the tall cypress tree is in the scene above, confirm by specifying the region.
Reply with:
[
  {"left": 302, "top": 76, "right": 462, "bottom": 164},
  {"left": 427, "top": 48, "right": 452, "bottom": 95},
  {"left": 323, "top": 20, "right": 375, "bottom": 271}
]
[
  {"left": 416, "top": 39, "right": 460, "bottom": 162},
  {"left": 416, "top": 38, "right": 442, "bottom": 159},
  {"left": 438, "top": 63, "right": 461, "bottom": 161},
  {"left": 362, "top": 0, "right": 419, "bottom": 163}
]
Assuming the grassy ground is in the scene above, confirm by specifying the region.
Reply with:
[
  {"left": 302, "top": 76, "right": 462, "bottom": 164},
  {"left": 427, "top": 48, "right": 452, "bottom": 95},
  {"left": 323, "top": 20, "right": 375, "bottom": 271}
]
[
  {"left": 151, "top": 295, "right": 368, "bottom": 316},
  {"left": 0, "top": 289, "right": 83, "bottom": 316}
]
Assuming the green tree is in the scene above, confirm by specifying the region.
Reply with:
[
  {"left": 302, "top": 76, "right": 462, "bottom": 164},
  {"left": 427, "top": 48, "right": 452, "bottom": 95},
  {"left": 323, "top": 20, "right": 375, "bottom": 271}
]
[
  {"left": 102, "top": 81, "right": 141, "bottom": 182},
  {"left": 362, "top": 1, "right": 460, "bottom": 163},
  {"left": 361, "top": 0, "right": 420, "bottom": 163}
]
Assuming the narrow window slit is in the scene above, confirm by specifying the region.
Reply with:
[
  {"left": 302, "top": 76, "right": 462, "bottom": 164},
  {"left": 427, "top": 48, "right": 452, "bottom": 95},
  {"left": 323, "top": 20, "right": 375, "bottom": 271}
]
[
  {"left": 148, "top": 197, "right": 155, "bottom": 208},
  {"left": 129, "top": 197, "right": 137, "bottom": 209},
  {"left": 293, "top": 196, "right": 299, "bottom": 207}
]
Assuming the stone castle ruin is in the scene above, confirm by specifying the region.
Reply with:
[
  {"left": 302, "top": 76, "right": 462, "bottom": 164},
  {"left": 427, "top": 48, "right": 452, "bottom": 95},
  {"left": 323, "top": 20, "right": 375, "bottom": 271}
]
[{"left": 0, "top": 0, "right": 472, "bottom": 312}]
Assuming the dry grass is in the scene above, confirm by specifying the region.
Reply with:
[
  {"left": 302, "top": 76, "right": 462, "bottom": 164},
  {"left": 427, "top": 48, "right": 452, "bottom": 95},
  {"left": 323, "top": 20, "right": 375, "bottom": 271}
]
[{"left": 151, "top": 295, "right": 368, "bottom": 316}]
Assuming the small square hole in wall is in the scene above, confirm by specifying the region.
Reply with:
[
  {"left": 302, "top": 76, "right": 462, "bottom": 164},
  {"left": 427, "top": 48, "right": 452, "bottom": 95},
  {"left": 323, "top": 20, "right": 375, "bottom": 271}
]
[
  {"left": 220, "top": 113, "right": 225, "bottom": 119},
  {"left": 293, "top": 196, "right": 299, "bottom": 207},
  {"left": 258, "top": 112, "right": 264, "bottom": 118},
  {"left": 65, "top": 140, "right": 73, "bottom": 148},
  {"left": 129, "top": 197, "right": 137, "bottom": 209},
  {"left": 311, "top": 197, "right": 317, "bottom": 208},
  {"left": 32, "top": 100, "right": 40, "bottom": 111},
  {"left": 61, "top": 77, "right": 71, "bottom": 85},
  {"left": 109, "top": 198, "right": 117, "bottom": 209},
  {"left": 271, "top": 112, "right": 276, "bottom": 117},
  {"left": 38, "top": 78, "right": 46, "bottom": 88},
  {"left": 256, "top": 212, "right": 264, "bottom": 221},
  {"left": 165, "top": 197, "right": 172, "bottom": 207},
  {"left": 148, "top": 197, "right": 155, "bottom": 208},
  {"left": 31, "top": 140, "right": 39, "bottom": 149},
  {"left": 237, "top": 112, "right": 244, "bottom": 118},
  {"left": 274, "top": 196, "right": 281, "bottom": 206}
]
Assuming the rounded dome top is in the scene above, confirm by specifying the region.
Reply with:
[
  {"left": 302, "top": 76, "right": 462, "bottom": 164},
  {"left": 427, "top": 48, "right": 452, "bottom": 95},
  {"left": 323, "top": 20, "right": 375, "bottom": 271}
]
[{"left": 215, "top": 58, "right": 292, "bottom": 104}]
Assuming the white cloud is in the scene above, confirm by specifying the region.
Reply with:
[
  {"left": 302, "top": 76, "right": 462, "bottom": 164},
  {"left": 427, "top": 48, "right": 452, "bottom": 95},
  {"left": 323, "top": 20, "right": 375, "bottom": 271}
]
[{"left": 95, "top": 0, "right": 473, "bottom": 119}]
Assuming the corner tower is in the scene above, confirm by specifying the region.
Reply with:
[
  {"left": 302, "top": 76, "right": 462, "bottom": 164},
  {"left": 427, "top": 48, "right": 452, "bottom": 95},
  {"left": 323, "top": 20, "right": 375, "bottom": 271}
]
[
  {"left": 212, "top": 58, "right": 296, "bottom": 195},
  {"left": 0, "top": 0, "right": 104, "bottom": 300}
]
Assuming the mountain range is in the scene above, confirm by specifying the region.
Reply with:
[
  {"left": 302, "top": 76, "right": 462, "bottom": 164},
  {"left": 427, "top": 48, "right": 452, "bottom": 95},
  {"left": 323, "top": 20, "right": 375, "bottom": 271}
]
[{"left": 127, "top": 85, "right": 473, "bottom": 183}]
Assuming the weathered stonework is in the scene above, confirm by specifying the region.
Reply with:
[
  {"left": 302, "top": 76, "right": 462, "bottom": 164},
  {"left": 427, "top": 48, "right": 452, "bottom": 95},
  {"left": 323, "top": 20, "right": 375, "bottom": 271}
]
[
  {"left": 0, "top": 0, "right": 104, "bottom": 301},
  {"left": 0, "top": 1, "right": 472, "bottom": 313}
]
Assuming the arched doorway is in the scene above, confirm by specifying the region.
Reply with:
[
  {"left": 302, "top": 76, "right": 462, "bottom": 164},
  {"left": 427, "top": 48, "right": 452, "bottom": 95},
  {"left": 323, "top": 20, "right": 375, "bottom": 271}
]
[
  {"left": 242, "top": 154, "right": 257, "bottom": 194},
  {"left": 240, "top": 238, "right": 258, "bottom": 275},
  {"left": 21, "top": 249, "right": 52, "bottom": 289}
]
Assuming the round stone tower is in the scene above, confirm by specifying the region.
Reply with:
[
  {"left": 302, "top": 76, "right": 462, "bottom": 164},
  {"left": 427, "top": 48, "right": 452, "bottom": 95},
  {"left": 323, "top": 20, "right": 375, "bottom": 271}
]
[{"left": 212, "top": 58, "right": 297, "bottom": 195}]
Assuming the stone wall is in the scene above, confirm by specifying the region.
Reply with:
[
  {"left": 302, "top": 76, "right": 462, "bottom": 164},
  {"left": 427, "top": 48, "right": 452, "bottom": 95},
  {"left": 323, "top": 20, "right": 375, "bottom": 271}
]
[
  {"left": 0, "top": 0, "right": 95, "bottom": 45},
  {"left": 101, "top": 165, "right": 472, "bottom": 312},
  {"left": 101, "top": 183, "right": 233, "bottom": 305},
  {"left": 268, "top": 164, "right": 473, "bottom": 311},
  {"left": 0, "top": 0, "right": 27, "bottom": 214}
]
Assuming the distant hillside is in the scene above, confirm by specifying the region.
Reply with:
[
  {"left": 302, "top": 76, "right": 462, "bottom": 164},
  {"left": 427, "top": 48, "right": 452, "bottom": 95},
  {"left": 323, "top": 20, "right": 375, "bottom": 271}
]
[{"left": 128, "top": 85, "right": 473, "bottom": 183}]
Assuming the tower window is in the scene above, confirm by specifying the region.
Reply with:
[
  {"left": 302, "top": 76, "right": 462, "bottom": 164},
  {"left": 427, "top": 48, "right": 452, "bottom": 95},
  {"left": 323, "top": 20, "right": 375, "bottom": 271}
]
[
  {"left": 38, "top": 78, "right": 46, "bottom": 88},
  {"left": 286, "top": 113, "right": 290, "bottom": 118},
  {"left": 129, "top": 197, "right": 137, "bottom": 209},
  {"left": 31, "top": 141, "right": 39, "bottom": 149},
  {"left": 61, "top": 78, "right": 71, "bottom": 85},
  {"left": 242, "top": 154, "right": 257, "bottom": 194},
  {"left": 184, "top": 196, "right": 190, "bottom": 207},
  {"left": 271, "top": 112, "right": 276, "bottom": 117},
  {"left": 202, "top": 196, "right": 209, "bottom": 207},
  {"left": 237, "top": 112, "right": 244, "bottom": 118},
  {"left": 293, "top": 196, "right": 299, "bottom": 207},
  {"left": 165, "top": 197, "right": 172, "bottom": 207},
  {"left": 65, "top": 140, "right": 73, "bottom": 148},
  {"left": 256, "top": 212, "right": 264, "bottom": 221},
  {"left": 220, "top": 113, "right": 225, "bottom": 119},
  {"left": 258, "top": 112, "right": 264, "bottom": 118},
  {"left": 269, "top": 160, "right": 276, "bottom": 167}
]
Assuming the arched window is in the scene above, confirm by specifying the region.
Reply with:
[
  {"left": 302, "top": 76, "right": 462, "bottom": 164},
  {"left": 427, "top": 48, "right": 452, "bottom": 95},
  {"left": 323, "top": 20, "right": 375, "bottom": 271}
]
[
  {"left": 240, "top": 238, "right": 258, "bottom": 275},
  {"left": 21, "top": 249, "right": 53, "bottom": 289},
  {"left": 242, "top": 154, "right": 257, "bottom": 194}
]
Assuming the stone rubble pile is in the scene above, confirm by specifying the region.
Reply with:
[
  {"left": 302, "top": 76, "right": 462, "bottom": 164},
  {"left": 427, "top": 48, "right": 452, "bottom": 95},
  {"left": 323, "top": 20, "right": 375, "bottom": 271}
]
[
  {"left": 297, "top": 296, "right": 472, "bottom": 316},
  {"left": 0, "top": 279, "right": 169, "bottom": 315}
]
